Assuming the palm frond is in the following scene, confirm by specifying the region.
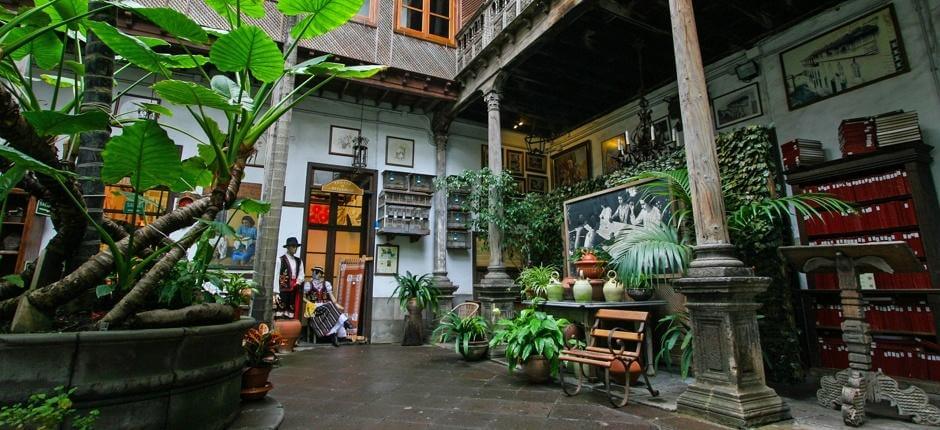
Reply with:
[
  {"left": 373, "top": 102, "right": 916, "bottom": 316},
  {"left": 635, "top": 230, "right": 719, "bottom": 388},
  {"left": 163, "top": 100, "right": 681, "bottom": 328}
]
[
  {"left": 727, "top": 193, "right": 854, "bottom": 232},
  {"left": 629, "top": 169, "right": 692, "bottom": 227},
  {"left": 607, "top": 223, "right": 691, "bottom": 279}
]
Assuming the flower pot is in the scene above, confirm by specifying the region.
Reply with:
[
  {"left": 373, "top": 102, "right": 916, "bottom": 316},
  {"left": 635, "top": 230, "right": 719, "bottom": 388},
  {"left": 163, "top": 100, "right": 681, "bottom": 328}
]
[
  {"left": 275, "top": 319, "right": 301, "bottom": 353},
  {"left": 572, "top": 278, "right": 592, "bottom": 303},
  {"left": 609, "top": 359, "right": 643, "bottom": 385},
  {"left": 574, "top": 259, "right": 606, "bottom": 279},
  {"left": 461, "top": 340, "right": 489, "bottom": 361},
  {"left": 603, "top": 270, "right": 624, "bottom": 302},
  {"left": 626, "top": 288, "right": 654, "bottom": 301},
  {"left": 522, "top": 355, "right": 551, "bottom": 383},
  {"left": 241, "top": 366, "right": 272, "bottom": 390},
  {"left": 402, "top": 297, "right": 424, "bottom": 346},
  {"left": 562, "top": 276, "right": 576, "bottom": 300},
  {"left": 589, "top": 279, "right": 605, "bottom": 301}
]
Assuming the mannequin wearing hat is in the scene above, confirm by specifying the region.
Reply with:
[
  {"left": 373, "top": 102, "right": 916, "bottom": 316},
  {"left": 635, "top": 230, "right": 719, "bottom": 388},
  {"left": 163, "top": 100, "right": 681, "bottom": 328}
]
[
  {"left": 274, "top": 237, "right": 304, "bottom": 320},
  {"left": 304, "top": 266, "right": 349, "bottom": 347}
]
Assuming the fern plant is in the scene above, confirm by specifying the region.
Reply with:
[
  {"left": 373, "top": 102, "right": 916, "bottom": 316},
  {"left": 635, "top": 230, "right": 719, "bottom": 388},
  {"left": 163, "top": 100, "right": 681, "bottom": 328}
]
[
  {"left": 432, "top": 311, "right": 489, "bottom": 358},
  {"left": 390, "top": 271, "right": 439, "bottom": 314},
  {"left": 489, "top": 307, "right": 570, "bottom": 377},
  {"left": 516, "top": 265, "right": 556, "bottom": 298}
]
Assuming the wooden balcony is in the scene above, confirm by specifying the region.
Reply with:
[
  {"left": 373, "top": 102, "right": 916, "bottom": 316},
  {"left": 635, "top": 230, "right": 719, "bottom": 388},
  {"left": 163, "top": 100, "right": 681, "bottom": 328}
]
[{"left": 456, "top": 0, "right": 539, "bottom": 71}]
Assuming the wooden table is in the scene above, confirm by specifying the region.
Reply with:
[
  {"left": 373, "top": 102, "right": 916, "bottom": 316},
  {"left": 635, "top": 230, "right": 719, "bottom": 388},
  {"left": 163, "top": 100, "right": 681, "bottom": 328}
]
[{"left": 523, "top": 300, "right": 666, "bottom": 375}]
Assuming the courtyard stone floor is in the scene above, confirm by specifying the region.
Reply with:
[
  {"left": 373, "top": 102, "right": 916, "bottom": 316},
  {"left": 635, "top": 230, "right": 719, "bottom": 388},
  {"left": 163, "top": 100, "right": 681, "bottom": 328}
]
[{"left": 267, "top": 344, "right": 934, "bottom": 429}]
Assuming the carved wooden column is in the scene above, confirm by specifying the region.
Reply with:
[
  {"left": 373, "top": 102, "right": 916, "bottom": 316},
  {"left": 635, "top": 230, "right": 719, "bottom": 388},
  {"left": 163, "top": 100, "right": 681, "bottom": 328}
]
[
  {"left": 668, "top": 0, "right": 790, "bottom": 427},
  {"left": 432, "top": 114, "right": 457, "bottom": 315},
  {"left": 476, "top": 84, "right": 516, "bottom": 323}
]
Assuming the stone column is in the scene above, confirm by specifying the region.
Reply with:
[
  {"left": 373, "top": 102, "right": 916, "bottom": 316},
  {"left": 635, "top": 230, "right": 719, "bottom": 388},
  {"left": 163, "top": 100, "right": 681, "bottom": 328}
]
[
  {"left": 668, "top": 0, "right": 790, "bottom": 427},
  {"left": 476, "top": 86, "right": 516, "bottom": 324},
  {"left": 432, "top": 124, "right": 457, "bottom": 315}
]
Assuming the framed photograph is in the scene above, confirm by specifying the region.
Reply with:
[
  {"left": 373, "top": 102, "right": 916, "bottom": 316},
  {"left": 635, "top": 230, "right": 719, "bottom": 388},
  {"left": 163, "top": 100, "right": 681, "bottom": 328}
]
[
  {"left": 386, "top": 136, "right": 415, "bottom": 168},
  {"left": 600, "top": 134, "right": 626, "bottom": 175},
  {"left": 329, "top": 125, "right": 360, "bottom": 157},
  {"left": 653, "top": 116, "right": 674, "bottom": 146},
  {"left": 505, "top": 149, "right": 524, "bottom": 175},
  {"left": 481, "top": 145, "right": 488, "bottom": 169},
  {"left": 562, "top": 179, "right": 671, "bottom": 277},
  {"left": 780, "top": 5, "right": 908, "bottom": 110},
  {"left": 525, "top": 153, "right": 547, "bottom": 174},
  {"left": 375, "top": 244, "right": 399, "bottom": 276},
  {"left": 527, "top": 175, "right": 548, "bottom": 194},
  {"left": 551, "top": 141, "right": 592, "bottom": 189},
  {"left": 211, "top": 182, "right": 261, "bottom": 269},
  {"left": 712, "top": 83, "right": 763, "bottom": 129}
]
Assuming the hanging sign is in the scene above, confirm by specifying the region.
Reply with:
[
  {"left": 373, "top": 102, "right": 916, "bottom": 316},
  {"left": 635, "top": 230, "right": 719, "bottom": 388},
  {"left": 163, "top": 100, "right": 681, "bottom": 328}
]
[
  {"left": 35, "top": 200, "right": 52, "bottom": 217},
  {"left": 322, "top": 179, "right": 363, "bottom": 196},
  {"left": 123, "top": 199, "right": 146, "bottom": 215}
]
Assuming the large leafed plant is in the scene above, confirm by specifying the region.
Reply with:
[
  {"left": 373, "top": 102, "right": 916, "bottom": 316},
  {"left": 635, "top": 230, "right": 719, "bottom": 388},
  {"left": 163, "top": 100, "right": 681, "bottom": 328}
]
[{"left": 0, "top": 0, "right": 384, "bottom": 332}]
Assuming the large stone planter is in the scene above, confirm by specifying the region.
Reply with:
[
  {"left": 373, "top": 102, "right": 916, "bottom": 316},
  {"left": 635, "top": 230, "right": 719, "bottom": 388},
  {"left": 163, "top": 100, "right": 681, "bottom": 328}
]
[{"left": 0, "top": 317, "right": 255, "bottom": 430}]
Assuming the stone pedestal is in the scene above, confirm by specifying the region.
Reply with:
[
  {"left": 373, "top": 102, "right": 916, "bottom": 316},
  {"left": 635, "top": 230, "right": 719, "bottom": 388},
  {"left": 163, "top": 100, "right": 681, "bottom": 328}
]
[
  {"left": 476, "top": 268, "right": 516, "bottom": 324},
  {"left": 433, "top": 273, "right": 458, "bottom": 316},
  {"left": 674, "top": 245, "right": 791, "bottom": 429}
]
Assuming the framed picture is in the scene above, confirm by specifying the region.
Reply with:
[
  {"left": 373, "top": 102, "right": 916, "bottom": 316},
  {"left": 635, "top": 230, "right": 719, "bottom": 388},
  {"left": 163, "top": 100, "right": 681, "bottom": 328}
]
[
  {"left": 551, "top": 141, "right": 592, "bottom": 189},
  {"left": 653, "top": 116, "right": 674, "bottom": 146},
  {"left": 386, "top": 136, "right": 415, "bottom": 168},
  {"left": 780, "top": 5, "right": 908, "bottom": 110},
  {"left": 510, "top": 175, "right": 525, "bottom": 194},
  {"left": 211, "top": 182, "right": 261, "bottom": 269},
  {"left": 525, "top": 153, "right": 547, "bottom": 174},
  {"left": 600, "top": 134, "right": 626, "bottom": 175},
  {"left": 375, "top": 244, "right": 399, "bottom": 276},
  {"left": 562, "top": 179, "right": 671, "bottom": 277},
  {"left": 329, "top": 125, "right": 360, "bottom": 157},
  {"left": 527, "top": 175, "right": 548, "bottom": 193},
  {"left": 505, "top": 149, "right": 524, "bottom": 175},
  {"left": 481, "top": 145, "right": 488, "bottom": 169},
  {"left": 711, "top": 83, "right": 763, "bottom": 129}
]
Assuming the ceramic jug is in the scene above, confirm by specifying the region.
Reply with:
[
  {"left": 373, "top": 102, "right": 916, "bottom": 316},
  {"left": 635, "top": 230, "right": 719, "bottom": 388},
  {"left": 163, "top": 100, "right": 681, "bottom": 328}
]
[
  {"left": 603, "top": 270, "right": 624, "bottom": 302},
  {"left": 546, "top": 271, "right": 565, "bottom": 302},
  {"left": 573, "top": 270, "right": 593, "bottom": 303}
]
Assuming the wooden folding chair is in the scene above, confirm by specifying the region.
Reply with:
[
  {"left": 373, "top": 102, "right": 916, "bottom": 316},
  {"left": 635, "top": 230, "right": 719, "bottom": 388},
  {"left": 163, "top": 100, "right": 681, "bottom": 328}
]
[{"left": 559, "top": 309, "right": 659, "bottom": 407}]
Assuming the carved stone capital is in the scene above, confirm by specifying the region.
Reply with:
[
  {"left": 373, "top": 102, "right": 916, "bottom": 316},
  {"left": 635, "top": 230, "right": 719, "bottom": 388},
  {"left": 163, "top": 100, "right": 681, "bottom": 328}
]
[
  {"left": 483, "top": 90, "right": 500, "bottom": 112},
  {"left": 433, "top": 133, "right": 448, "bottom": 150}
]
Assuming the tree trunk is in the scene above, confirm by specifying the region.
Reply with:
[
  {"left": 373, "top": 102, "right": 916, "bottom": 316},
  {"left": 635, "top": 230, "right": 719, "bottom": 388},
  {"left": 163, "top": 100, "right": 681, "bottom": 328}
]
[
  {"left": 127, "top": 303, "right": 235, "bottom": 329},
  {"left": 72, "top": 0, "right": 115, "bottom": 269}
]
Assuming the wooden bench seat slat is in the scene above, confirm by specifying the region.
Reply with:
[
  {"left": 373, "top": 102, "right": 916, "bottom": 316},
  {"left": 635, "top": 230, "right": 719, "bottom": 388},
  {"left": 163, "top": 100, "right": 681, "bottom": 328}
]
[
  {"left": 591, "top": 329, "right": 643, "bottom": 342},
  {"left": 559, "top": 355, "right": 611, "bottom": 368},
  {"left": 585, "top": 346, "right": 639, "bottom": 357},
  {"left": 594, "top": 309, "right": 649, "bottom": 322},
  {"left": 563, "top": 349, "right": 614, "bottom": 361}
]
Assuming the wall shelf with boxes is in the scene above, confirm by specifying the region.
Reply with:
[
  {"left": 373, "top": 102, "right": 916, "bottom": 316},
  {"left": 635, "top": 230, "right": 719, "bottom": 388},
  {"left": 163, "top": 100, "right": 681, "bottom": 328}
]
[
  {"left": 0, "top": 189, "right": 44, "bottom": 277},
  {"left": 377, "top": 170, "right": 435, "bottom": 240},
  {"left": 446, "top": 191, "right": 470, "bottom": 249},
  {"left": 785, "top": 137, "right": 940, "bottom": 385}
]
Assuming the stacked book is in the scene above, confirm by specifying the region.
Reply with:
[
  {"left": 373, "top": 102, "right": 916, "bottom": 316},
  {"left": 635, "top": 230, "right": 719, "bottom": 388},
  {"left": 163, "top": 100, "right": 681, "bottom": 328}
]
[
  {"left": 875, "top": 111, "right": 921, "bottom": 147},
  {"left": 781, "top": 139, "right": 825, "bottom": 170},
  {"left": 839, "top": 117, "right": 878, "bottom": 156}
]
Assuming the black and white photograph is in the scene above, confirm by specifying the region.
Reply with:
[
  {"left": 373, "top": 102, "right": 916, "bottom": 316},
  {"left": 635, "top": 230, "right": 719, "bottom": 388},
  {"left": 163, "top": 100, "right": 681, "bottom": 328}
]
[
  {"left": 329, "top": 125, "right": 361, "bottom": 157},
  {"left": 562, "top": 179, "right": 670, "bottom": 276},
  {"left": 712, "top": 83, "right": 763, "bottom": 129}
]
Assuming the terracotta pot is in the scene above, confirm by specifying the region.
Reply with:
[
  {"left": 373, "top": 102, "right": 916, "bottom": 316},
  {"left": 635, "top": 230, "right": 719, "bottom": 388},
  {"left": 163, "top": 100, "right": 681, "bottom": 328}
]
[
  {"left": 574, "top": 259, "right": 606, "bottom": 279},
  {"left": 461, "top": 340, "right": 489, "bottom": 361},
  {"left": 522, "top": 355, "right": 551, "bottom": 383},
  {"left": 563, "top": 323, "right": 584, "bottom": 345},
  {"left": 589, "top": 279, "right": 605, "bottom": 301},
  {"left": 241, "top": 366, "right": 272, "bottom": 390},
  {"left": 562, "top": 277, "right": 576, "bottom": 300},
  {"left": 609, "top": 359, "right": 643, "bottom": 385},
  {"left": 232, "top": 306, "right": 242, "bottom": 320},
  {"left": 275, "top": 319, "right": 302, "bottom": 353}
]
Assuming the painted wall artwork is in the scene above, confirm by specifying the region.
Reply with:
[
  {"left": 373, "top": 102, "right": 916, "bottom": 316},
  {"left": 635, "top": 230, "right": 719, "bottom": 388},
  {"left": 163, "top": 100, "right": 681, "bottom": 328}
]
[
  {"left": 212, "top": 182, "right": 261, "bottom": 269},
  {"left": 780, "top": 5, "right": 908, "bottom": 110},
  {"left": 601, "top": 134, "right": 625, "bottom": 175},
  {"left": 551, "top": 141, "right": 592, "bottom": 189},
  {"left": 562, "top": 180, "right": 670, "bottom": 277}
]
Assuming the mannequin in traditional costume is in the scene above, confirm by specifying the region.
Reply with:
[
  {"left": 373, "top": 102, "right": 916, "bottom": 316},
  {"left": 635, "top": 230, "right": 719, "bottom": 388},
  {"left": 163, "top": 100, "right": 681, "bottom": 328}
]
[
  {"left": 275, "top": 237, "right": 304, "bottom": 320},
  {"left": 304, "top": 266, "right": 349, "bottom": 347}
]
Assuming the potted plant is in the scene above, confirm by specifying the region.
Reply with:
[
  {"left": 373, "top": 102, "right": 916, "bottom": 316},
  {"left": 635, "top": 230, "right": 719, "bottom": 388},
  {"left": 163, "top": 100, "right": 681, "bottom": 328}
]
[
  {"left": 432, "top": 311, "right": 490, "bottom": 361},
  {"left": 517, "top": 265, "right": 556, "bottom": 300},
  {"left": 623, "top": 273, "right": 654, "bottom": 301},
  {"left": 391, "top": 271, "right": 439, "bottom": 346},
  {"left": 489, "top": 307, "right": 569, "bottom": 383},
  {"left": 216, "top": 273, "right": 258, "bottom": 319},
  {"left": 241, "top": 323, "right": 282, "bottom": 400}
]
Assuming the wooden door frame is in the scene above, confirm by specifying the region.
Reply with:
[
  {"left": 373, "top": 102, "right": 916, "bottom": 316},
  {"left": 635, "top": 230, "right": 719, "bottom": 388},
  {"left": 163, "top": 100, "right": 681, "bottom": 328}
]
[{"left": 301, "top": 162, "right": 378, "bottom": 341}]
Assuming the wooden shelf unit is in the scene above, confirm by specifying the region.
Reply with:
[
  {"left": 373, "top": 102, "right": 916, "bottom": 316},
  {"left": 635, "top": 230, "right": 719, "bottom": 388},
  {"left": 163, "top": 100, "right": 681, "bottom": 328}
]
[
  {"left": 786, "top": 142, "right": 940, "bottom": 382},
  {"left": 0, "top": 189, "right": 43, "bottom": 277},
  {"left": 377, "top": 171, "right": 435, "bottom": 239}
]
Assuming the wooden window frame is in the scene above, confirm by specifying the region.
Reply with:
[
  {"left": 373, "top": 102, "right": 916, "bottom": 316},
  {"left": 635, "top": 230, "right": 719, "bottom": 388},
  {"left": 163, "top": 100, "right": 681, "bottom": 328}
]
[
  {"left": 351, "top": 0, "right": 379, "bottom": 27},
  {"left": 394, "top": 0, "right": 455, "bottom": 47}
]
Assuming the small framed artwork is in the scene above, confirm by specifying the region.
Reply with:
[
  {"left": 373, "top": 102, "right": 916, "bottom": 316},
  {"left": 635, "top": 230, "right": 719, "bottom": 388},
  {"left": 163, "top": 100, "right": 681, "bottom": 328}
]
[
  {"left": 527, "top": 175, "right": 548, "bottom": 193},
  {"left": 653, "top": 116, "right": 674, "bottom": 146},
  {"left": 525, "top": 153, "right": 547, "bottom": 174},
  {"left": 551, "top": 141, "right": 592, "bottom": 189},
  {"left": 375, "top": 244, "right": 399, "bottom": 276},
  {"left": 600, "top": 134, "right": 626, "bottom": 175},
  {"left": 510, "top": 176, "right": 526, "bottom": 194},
  {"left": 329, "top": 125, "right": 360, "bottom": 157},
  {"left": 386, "top": 136, "right": 415, "bottom": 168},
  {"left": 711, "top": 83, "right": 763, "bottom": 129},
  {"left": 505, "top": 149, "right": 524, "bottom": 175},
  {"left": 481, "top": 145, "right": 488, "bottom": 169}
]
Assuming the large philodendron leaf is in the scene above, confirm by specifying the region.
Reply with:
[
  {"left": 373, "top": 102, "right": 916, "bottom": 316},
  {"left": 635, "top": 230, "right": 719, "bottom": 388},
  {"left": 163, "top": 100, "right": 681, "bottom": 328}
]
[
  {"left": 35, "top": 0, "right": 88, "bottom": 30},
  {"left": 170, "top": 156, "right": 213, "bottom": 192},
  {"left": 209, "top": 25, "right": 284, "bottom": 83},
  {"left": 22, "top": 111, "right": 110, "bottom": 136},
  {"left": 277, "top": 0, "right": 363, "bottom": 40},
  {"left": 0, "top": 145, "right": 75, "bottom": 180},
  {"left": 205, "top": 0, "right": 266, "bottom": 24},
  {"left": 292, "top": 61, "right": 385, "bottom": 79},
  {"left": 101, "top": 120, "right": 183, "bottom": 192},
  {"left": 5, "top": 26, "right": 63, "bottom": 70},
  {"left": 86, "top": 21, "right": 168, "bottom": 75},
  {"left": 130, "top": 7, "right": 208, "bottom": 43},
  {"left": 152, "top": 80, "right": 241, "bottom": 112}
]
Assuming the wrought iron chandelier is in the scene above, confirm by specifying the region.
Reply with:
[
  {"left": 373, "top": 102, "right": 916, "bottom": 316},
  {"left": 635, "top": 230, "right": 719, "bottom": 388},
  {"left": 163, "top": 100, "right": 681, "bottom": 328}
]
[{"left": 613, "top": 40, "right": 674, "bottom": 168}]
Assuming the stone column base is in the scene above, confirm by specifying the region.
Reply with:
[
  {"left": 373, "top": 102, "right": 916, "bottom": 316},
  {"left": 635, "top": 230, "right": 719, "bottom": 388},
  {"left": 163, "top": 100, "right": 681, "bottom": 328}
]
[
  {"left": 677, "top": 382, "right": 790, "bottom": 428},
  {"left": 475, "top": 267, "right": 517, "bottom": 324},
  {"left": 432, "top": 272, "right": 457, "bottom": 315}
]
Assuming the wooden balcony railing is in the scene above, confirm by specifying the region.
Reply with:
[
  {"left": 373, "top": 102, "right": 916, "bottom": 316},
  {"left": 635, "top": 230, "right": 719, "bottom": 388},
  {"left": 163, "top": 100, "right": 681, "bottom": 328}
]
[{"left": 456, "top": 0, "right": 537, "bottom": 71}]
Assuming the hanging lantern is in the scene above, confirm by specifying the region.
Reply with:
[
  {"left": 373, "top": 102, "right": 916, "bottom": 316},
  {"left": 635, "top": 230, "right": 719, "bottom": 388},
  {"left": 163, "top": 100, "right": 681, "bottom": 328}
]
[{"left": 352, "top": 135, "right": 368, "bottom": 169}]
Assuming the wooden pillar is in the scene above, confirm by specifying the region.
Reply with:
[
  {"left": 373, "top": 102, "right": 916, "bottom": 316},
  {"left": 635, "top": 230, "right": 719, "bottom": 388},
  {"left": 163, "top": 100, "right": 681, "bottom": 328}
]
[
  {"left": 431, "top": 112, "right": 456, "bottom": 314},
  {"left": 668, "top": 0, "right": 790, "bottom": 427}
]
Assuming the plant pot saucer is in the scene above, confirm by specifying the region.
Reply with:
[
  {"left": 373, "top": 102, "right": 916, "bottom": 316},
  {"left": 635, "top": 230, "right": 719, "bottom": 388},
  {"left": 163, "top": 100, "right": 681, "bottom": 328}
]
[{"left": 240, "top": 382, "right": 273, "bottom": 401}]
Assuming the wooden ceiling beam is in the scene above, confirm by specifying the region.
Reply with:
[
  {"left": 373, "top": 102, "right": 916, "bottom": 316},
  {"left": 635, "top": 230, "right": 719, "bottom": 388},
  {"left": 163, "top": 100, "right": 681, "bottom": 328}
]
[{"left": 595, "top": 0, "right": 671, "bottom": 37}]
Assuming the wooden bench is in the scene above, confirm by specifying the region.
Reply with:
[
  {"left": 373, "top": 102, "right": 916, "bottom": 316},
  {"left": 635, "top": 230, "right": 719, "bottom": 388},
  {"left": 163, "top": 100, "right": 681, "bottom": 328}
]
[{"left": 559, "top": 309, "right": 659, "bottom": 407}]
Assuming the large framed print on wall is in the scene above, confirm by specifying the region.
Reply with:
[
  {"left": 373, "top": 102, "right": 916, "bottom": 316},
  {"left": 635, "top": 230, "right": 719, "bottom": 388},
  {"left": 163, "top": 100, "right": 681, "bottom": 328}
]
[
  {"left": 779, "top": 5, "right": 909, "bottom": 110},
  {"left": 329, "top": 125, "right": 361, "bottom": 157},
  {"left": 551, "top": 141, "right": 592, "bottom": 189},
  {"left": 562, "top": 179, "right": 670, "bottom": 277},
  {"left": 712, "top": 83, "right": 763, "bottom": 129}
]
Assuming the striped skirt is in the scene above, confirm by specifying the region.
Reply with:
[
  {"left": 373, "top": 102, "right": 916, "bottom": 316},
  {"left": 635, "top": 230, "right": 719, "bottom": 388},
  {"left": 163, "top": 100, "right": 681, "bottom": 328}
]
[{"left": 308, "top": 302, "right": 342, "bottom": 337}]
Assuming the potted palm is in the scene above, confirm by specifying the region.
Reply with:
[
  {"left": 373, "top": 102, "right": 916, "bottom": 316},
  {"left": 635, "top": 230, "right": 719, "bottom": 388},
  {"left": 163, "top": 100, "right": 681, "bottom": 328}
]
[
  {"left": 241, "top": 323, "right": 282, "bottom": 400},
  {"left": 391, "top": 271, "right": 439, "bottom": 346},
  {"left": 516, "top": 265, "right": 556, "bottom": 300},
  {"left": 489, "top": 307, "right": 569, "bottom": 383},
  {"left": 432, "top": 311, "right": 490, "bottom": 361}
]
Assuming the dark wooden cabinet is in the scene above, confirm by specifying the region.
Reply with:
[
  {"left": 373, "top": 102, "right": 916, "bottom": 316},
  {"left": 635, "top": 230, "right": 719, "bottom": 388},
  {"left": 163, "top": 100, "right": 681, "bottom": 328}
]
[{"left": 0, "top": 190, "right": 44, "bottom": 277}]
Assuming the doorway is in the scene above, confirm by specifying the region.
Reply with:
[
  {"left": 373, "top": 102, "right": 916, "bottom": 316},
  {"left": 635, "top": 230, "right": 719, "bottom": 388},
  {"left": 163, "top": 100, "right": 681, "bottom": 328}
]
[{"left": 302, "top": 163, "right": 377, "bottom": 340}]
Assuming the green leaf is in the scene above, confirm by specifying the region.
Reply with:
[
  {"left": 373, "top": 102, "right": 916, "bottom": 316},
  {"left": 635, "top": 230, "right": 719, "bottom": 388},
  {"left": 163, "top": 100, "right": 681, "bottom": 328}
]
[
  {"left": 209, "top": 25, "right": 284, "bottom": 83},
  {"left": 288, "top": 54, "right": 330, "bottom": 73},
  {"left": 131, "top": 7, "right": 208, "bottom": 43},
  {"left": 39, "top": 73, "right": 77, "bottom": 88},
  {"left": 95, "top": 284, "right": 113, "bottom": 298},
  {"left": 210, "top": 74, "right": 240, "bottom": 99},
  {"left": 63, "top": 60, "right": 84, "bottom": 75},
  {"left": 277, "top": 0, "right": 362, "bottom": 40},
  {"left": 152, "top": 80, "right": 240, "bottom": 112},
  {"left": 205, "top": 0, "right": 266, "bottom": 23},
  {"left": 86, "top": 21, "right": 167, "bottom": 74},
  {"left": 6, "top": 26, "right": 63, "bottom": 70},
  {"left": 329, "top": 64, "right": 385, "bottom": 79},
  {"left": 171, "top": 156, "right": 212, "bottom": 192},
  {"left": 22, "top": 110, "right": 109, "bottom": 136},
  {"left": 137, "top": 35, "right": 170, "bottom": 47},
  {"left": 160, "top": 54, "right": 209, "bottom": 69},
  {"left": 2, "top": 274, "right": 25, "bottom": 289},
  {"left": 232, "top": 198, "right": 270, "bottom": 215},
  {"left": 101, "top": 120, "right": 183, "bottom": 191},
  {"left": 138, "top": 103, "right": 172, "bottom": 117},
  {"left": 0, "top": 165, "right": 27, "bottom": 202},
  {"left": 0, "top": 145, "right": 74, "bottom": 180},
  {"left": 36, "top": 0, "right": 87, "bottom": 30},
  {"left": 196, "top": 218, "right": 237, "bottom": 238}
]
